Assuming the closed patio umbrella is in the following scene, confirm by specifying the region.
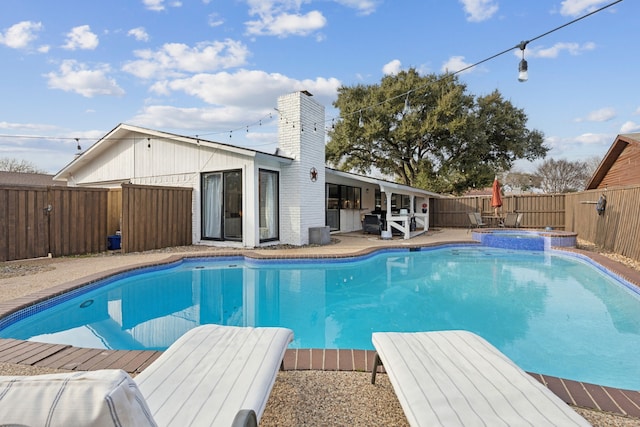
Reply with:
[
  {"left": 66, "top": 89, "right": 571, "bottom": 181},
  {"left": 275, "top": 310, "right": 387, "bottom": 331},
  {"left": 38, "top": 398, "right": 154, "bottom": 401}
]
[{"left": 491, "top": 177, "right": 502, "bottom": 217}]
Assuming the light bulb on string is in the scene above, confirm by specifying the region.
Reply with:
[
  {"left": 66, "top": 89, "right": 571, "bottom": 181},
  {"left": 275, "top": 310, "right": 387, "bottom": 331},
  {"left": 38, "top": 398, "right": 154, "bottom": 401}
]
[
  {"left": 518, "top": 41, "right": 529, "bottom": 82},
  {"left": 403, "top": 93, "right": 411, "bottom": 115}
]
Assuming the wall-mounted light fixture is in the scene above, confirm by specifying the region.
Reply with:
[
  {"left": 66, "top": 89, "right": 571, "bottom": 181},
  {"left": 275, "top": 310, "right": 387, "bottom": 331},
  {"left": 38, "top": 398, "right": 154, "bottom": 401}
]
[{"left": 518, "top": 40, "right": 529, "bottom": 82}]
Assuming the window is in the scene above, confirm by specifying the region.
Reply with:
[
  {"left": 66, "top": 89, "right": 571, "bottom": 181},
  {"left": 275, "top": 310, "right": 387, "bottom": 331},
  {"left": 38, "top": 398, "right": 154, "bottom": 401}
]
[
  {"left": 325, "top": 183, "right": 361, "bottom": 231},
  {"left": 259, "top": 170, "right": 279, "bottom": 242}
]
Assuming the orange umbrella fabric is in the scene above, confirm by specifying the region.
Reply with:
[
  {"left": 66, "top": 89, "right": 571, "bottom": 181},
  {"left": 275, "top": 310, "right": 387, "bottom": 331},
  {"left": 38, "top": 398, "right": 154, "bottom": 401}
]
[{"left": 491, "top": 178, "right": 502, "bottom": 215}]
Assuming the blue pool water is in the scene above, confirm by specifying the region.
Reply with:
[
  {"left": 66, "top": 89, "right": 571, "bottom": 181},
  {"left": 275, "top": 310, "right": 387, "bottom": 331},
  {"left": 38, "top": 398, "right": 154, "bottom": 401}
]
[{"left": 1, "top": 245, "right": 640, "bottom": 390}]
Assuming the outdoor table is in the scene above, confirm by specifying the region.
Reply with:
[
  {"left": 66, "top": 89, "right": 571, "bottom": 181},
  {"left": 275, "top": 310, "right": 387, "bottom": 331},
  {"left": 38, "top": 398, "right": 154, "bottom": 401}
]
[{"left": 482, "top": 215, "right": 504, "bottom": 227}]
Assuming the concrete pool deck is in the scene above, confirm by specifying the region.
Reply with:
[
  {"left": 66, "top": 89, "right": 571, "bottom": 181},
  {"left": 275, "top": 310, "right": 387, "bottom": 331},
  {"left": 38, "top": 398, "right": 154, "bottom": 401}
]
[{"left": 1, "top": 227, "right": 640, "bottom": 426}]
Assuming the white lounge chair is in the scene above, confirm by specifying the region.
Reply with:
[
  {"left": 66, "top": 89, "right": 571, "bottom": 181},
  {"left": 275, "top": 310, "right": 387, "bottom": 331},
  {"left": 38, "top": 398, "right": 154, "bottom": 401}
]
[
  {"left": 371, "top": 330, "right": 590, "bottom": 427},
  {"left": 135, "top": 324, "right": 293, "bottom": 427},
  {"left": 0, "top": 324, "right": 293, "bottom": 427}
]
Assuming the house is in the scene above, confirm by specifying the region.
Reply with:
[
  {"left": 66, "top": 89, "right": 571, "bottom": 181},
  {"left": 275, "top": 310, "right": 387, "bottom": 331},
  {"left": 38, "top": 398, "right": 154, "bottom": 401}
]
[
  {"left": 586, "top": 133, "right": 640, "bottom": 190},
  {"left": 54, "top": 91, "right": 440, "bottom": 248},
  {"left": 0, "top": 171, "right": 66, "bottom": 187}
]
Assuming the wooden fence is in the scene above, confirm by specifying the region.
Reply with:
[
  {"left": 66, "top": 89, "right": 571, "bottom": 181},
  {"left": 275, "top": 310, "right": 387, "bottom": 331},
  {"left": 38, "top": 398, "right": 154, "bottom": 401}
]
[
  {"left": 0, "top": 186, "right": 51, "bottom": 261},
  {"left": 431, "top": 193, "right": 566, "bottom": 230},
  {"left": 0, "top": 184, "right": 192, "bottom": 262},
  {"left": 121, "top": 184, "right": 192, "bottom": 254},
  {"left": 0, "top": 186, "right": 109, "bottom": 261},
  {"left": 565, "top": 185, "right": 640, "bottom": 262}
]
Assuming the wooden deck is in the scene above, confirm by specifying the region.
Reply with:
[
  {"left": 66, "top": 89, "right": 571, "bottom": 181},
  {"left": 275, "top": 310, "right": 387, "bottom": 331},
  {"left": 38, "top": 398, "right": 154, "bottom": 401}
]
[{"left": 1, "top": 338, "right": 639, "bottom": 418}]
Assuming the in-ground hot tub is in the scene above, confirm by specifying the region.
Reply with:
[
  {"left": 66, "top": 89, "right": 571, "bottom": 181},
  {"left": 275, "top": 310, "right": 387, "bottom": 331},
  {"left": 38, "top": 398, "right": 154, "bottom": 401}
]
[{"left": 472, "top": 229, "right": 577, "bottom": 251}]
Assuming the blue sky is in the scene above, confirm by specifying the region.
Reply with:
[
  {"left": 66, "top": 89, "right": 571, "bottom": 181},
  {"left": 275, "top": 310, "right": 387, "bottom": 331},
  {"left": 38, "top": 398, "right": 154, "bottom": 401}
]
[{"left": 0, "top": 0, "right": 637, "bottom": 174}]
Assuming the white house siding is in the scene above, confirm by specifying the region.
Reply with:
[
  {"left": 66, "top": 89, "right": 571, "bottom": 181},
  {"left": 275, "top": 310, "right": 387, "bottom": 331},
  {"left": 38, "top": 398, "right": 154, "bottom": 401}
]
[
  {"left": 67, "top": 128, "right": 267, "bottom": 247},
  {"left": 277, "top": 92, "right": 325, "bottom": 246}
]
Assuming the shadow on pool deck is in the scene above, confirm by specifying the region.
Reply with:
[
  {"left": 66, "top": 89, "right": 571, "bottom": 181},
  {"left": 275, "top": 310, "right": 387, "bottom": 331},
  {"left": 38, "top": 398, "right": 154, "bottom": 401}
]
[{"left": 1, "top": 228, "right": 640, "bottom": 418}]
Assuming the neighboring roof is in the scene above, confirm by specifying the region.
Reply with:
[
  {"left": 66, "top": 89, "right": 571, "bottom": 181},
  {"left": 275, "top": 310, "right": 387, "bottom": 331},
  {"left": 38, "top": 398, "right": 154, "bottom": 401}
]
[
  {"left": 0, "top": 171, "right": 66, "bottom": 187},
  {"left": 326, "top": 167, "right": 443, "bottom": 198},
  {"left": 586, "top": 133, "right": 640, "bottom": 190},
  {"left": 54, "top": 123, "right": 293, "bottom": 181}
]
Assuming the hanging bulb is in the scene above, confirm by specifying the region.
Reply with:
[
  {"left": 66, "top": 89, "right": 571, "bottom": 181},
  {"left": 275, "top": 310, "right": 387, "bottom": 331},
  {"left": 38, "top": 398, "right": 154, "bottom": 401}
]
[
  {"left": 75, "top": 138, "right": 81, "bottom": 151},
  {"left": 358, "top": 111, "right": 364, "bottom": 128},
  {"left": 147, "top": 137, "right": 151, "bottom": 148},
  {"left": 403, "top": 93, "right": 411, "bottom": 115},
  {"left": 313, "top": 123, "right": 317, "bottom": 132},
  {"left": 518, "top": 59, "right": 528, "bottom": 82},
  {"left": 518, "top": 40, "right": 529, "bottom": 83}
]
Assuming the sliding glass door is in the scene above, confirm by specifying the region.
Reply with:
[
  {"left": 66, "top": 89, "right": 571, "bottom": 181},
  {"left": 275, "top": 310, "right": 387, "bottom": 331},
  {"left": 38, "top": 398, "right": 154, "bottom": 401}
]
[{"left": 202, "top": 170, "right": 243, "bottom": 241}]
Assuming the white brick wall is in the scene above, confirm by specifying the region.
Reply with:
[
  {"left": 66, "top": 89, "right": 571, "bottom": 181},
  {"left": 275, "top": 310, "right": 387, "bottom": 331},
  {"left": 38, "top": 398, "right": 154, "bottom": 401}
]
[{"left": 277, "top": 92, "right": 326, "bottom": 245}]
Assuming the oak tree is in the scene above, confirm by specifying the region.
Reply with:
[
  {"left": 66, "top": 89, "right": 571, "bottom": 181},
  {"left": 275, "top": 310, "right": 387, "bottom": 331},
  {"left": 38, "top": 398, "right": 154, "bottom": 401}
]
[{"left": 326, "top": 68, "right": 547, "bottom": 194}]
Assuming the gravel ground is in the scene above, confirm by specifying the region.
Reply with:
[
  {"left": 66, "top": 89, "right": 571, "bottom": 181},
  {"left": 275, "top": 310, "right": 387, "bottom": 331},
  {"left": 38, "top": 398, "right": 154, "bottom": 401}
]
[{"left": 1, "top": 235, "right": 640, "bottom": 426}]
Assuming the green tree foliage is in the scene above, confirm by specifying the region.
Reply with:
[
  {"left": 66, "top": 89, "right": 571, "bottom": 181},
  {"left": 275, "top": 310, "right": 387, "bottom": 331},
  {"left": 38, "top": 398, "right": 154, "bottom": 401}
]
[
  {"left": 0, "top": 157, "right": 45, "bottom": 173},
  {"left": 326, "top": 69, "right": 548, "bottom": 194}
]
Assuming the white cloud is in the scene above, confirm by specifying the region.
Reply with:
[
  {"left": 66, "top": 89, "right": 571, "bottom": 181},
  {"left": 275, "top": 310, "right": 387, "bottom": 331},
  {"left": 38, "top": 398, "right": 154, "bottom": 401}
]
[
  {"left": 122, "top": 39, "right": 250, "bottom": 79},
  {"left": 574, "top": 133, "right": 611, "bottom": 145},
  {"left": 46, "top": 60, "right": 125, "bottom": 97},
  {"left": 559, "top": 0, "right": 611, "bottom": 17},
  {"left": 575, "top": 107, "right": 616, "bottom": 123},
  {"left": 246, "top": 10, "right": 326, "bottom": 37},
  {"left": 620, "top": 121, "right": 640, "bottom": 133},
  {"left": 208, "top": 13, "right": 224, "bottom": 27},
  {"left": 142, "top": 0, "right": 165, "bottom": 11},
  {"left": 150, "top": 69, "right": 341, "bottom": 107},
  {"left": 63, "top": 25, "right": 99, "bottom": 50},
  {"left": 333, "top": 0, "right": 380, "bottom": 16},
  {"left": 522, "top": 42, "right": 596, "bottom": 59},
  {"left": 244, "top": 0, "right": 327, "bottom": 37},
  {"left": 634, "top": 107, "right": 640, "bottom": 115},
  {"left": 441, "top": 56, "right": 474, "bottom": 74},
  {"left": 128, "top": 27, "right": 150, "bottom": 42},
  {"left": 458, "top": 0, "right": 498, "bottom": 22},
  {"left": 0, "top": 21, "right": 43, "bottom": 49},
  {"left": 382, "top": 60, "right": 402, "bottom": 76}
]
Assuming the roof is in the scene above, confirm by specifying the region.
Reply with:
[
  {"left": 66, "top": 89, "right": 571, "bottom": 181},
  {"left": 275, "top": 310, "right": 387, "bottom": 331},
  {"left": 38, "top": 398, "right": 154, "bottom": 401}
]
[
  {"left": 0, "top": 171, "right": 66, "bottom": 187},
  {"left": 54, "top": 123, "right": 293, "bottom": 181},
  {"left": 326, "top": 167, "right": 443, "bottom": 198},
  {"left": 585, "top": 133, "right": 640, "bottom": 190}
]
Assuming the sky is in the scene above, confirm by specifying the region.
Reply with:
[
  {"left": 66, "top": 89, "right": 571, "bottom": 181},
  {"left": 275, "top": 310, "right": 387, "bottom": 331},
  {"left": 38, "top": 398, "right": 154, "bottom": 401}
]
[{"left": 0, "top": 0, "right": 637, "bottom": 175}]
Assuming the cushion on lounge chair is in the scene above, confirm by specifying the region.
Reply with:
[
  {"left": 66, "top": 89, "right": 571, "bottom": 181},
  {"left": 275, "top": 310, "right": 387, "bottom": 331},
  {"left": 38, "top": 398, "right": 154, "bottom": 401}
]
[
  {"left": 135, "top": 324, "right": 293, "bottom": 427},
  {"left": 372, "top": 330, "right": 590, "bottom": 427},
  {"left": 0, "top": 369, "right": 156, "bottom": 427}
]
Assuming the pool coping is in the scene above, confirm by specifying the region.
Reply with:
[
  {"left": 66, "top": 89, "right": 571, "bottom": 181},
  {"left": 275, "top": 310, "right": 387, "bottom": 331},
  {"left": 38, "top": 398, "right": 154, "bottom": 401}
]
[{"left": 1, "top": 241, "right": 640, "bottom": 419}]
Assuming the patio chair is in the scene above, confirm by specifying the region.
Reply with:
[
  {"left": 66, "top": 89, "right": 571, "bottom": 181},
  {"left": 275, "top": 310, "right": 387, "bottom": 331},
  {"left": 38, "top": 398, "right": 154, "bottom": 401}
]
[
  {"left": 467, "top": 212, "right": 487, "bottom": 230},
  {"left": 0, "top": 325, "right": 293, "bottom": 427},
  {"left": 362, "top": 214, "right": 382, "bottom": 234},
  {"left": 502, "top": 212, "right": 519, "bottom": 227},
  {"left": 371, "top": 330, "right": 590, "bottom": 427}
]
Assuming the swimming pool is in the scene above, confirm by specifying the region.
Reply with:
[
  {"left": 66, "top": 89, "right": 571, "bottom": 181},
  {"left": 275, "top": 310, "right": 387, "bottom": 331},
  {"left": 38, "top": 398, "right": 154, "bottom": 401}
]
[{"left": 1, "top": 245, "right": 640, "bottom": 390}]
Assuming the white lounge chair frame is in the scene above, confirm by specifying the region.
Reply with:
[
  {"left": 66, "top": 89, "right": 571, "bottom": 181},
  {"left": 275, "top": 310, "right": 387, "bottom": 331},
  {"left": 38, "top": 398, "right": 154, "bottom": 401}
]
[
  {"left": 135, "top": 324, "right": 293, "bottom": 427},
  {"left": 371, "top": 330, "right": 590, "bottom": 427}
]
